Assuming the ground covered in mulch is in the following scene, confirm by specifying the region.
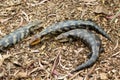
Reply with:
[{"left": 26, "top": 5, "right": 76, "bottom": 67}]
[{"left": 0, "top": 0, "right": 120, "bottom": 80}]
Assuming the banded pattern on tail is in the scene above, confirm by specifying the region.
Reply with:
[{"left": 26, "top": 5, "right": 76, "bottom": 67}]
[
  {"left": 56, "top": 29, "right": 102, "bottom": 73},
  {"left": 0, "top": 20, "right": 41, "bottom": 50},
  {"left": 29, "top": 20, "right": 112, "bottom": 46}
]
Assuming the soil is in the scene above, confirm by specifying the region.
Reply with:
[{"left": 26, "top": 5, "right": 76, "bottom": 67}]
[{"left": 0, "top": 0, "right": 120, "bottom": 80}]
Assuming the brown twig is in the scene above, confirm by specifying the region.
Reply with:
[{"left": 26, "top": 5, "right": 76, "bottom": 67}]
[
  {"left": 113, "top": 39, "right": 119, "bottom": 50},
  {"left": 69, "top": 71, "right": 82, "bottom": 80},
  {"left": 84, "top": 64, "right": 97, "bottom": 80},
  {"left": 110, "top": 9, "right": 120, "bottom": 23},
  {"left": 51, "top": 51, "right": 61, "bottom": 76},
  {"left": 111, "top": 51, "right": 120, "bottom": 57},
  {"left": 69, "top": 64, "right": 97, "bottom": 80},
  {"left": 0, "top": 17, "right": 12, "bottom": 23},
  {"left": 27, "top": 0, "right": 49, "bottom": 6},
  {"left": 17, "top": 16, "right": 24, "bottom": 27},
  {"left": 21, "top": 11, "right": 29, "bottom": 22}
]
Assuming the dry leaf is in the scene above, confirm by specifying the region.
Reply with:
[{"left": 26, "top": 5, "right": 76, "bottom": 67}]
[
  {"left": 0, "top": 54, "right": 11, "bottom": 66},
  {"left": 0, "top": 68, "right": 4, "bottom": 77},
  {"left": 77, "top": 7, "right": 83, "bottom": 11},
  {"left": 2, "top": 54, "right": 11, "bottom": 59},
  {"left": 12, "top": 61, "right": 22, "bottom": 67},
  {"left": 94, "top": 5, "right": 109, "bottom": 15},
  {"left": 16, "top": 71, "right": 28, "bottom": 78},
  {"left": 31, "top": 49, "right": 39, "bottom": 53},
  {"left": 100, "top": 73, "right": 108, "bottom": 80},
  {"left": 40, "top": 45, "right": 46, "bottom": 50},
  {"left": 0, "top": 17, "right": 12, "bottom": 23},
  {"left": 25, "top": 60, "right": 34, "bottom": 67}
]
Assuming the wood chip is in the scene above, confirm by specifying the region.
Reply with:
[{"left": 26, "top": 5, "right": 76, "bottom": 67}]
[
  {"left": 94, "top": 5, "right": 109, "bottom": 15},
  {"left": 16, "top": 71, "right": 28, "bottom": 78},
  {"left": 100, "top": 73, "right": 108, "bottom": 80},
  {"left": 0, "top": 68, "right": 4, "bottom": 77}
]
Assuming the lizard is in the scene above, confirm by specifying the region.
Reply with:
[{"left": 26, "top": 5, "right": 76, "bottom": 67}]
[
  {"left": 29, "top": 20, "right": 112, "bottom": 46},
  {"left": 0, "top": 20, "right": 41, "bottom": 52},
  {"left": 55, "top": 29, "right": 102, "bottom": 73}
]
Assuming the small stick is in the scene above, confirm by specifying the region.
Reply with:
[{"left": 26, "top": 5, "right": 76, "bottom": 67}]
[
  {"left": 84, "top": 64, "right": 97, "bottom": 80},
  {"left": 113, "top": 39, "right": 119, "bottom": 50},
  {"left": 51, "top": 51, "right": 61, "bottom": 76},
  {"left": 110, "top": 9, "right": 120, "bottom": 23},
  {"left": 69, "top": 71, "right": 82, "bottom": 80},
  {"left": 111, "top": 51, "right": 120, "bottom": 57}
]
